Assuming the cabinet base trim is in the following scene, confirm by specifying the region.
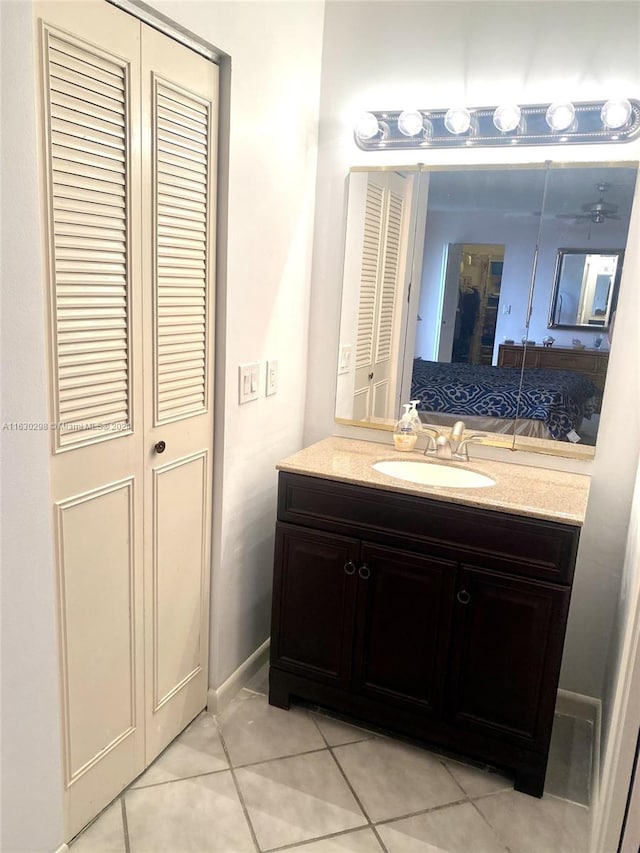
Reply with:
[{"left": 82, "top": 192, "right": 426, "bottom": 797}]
[
  {"left": 270, "top": 666, "right": 548, "bottom": 796},
  {"left": 207, "top": 638, "right": 270, "bottom": 714}
]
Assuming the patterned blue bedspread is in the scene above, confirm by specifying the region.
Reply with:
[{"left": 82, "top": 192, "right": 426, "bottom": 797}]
[{"left": 410, "top": 359, "right": 599, "bottom": 440}]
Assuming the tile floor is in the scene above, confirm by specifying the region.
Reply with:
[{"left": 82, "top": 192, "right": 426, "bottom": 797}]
[{"left": 70, "top": 666, "right": 592, "bottom": 853}]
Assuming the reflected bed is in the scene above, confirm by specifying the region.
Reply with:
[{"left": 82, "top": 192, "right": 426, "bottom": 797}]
[{"left": 411, "top": 358, "right": 599, "bottom": 442}]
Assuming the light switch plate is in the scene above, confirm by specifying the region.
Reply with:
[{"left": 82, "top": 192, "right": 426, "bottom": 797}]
[
  {"left": 239, "top": 362, "right": 260, "bottom": 403},
  {"left": 266, "top": 360, "right": 278, "bottom": 396},
  {"left": 338, "top": 344, "right": 352, "bottom": 375}
]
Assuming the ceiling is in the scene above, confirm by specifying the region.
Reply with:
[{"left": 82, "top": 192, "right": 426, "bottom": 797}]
[{"left": 426, "top": 165, "right": 638, "bottom": 219}]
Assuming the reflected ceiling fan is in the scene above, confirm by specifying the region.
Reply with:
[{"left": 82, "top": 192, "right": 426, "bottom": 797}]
[{"left": 557, "top": 182, "right": 621, "bottom": 224}]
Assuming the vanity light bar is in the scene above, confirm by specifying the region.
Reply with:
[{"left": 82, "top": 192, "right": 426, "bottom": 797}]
[{"left": 354, "top": 99, "right": 640, "bottom": 150}]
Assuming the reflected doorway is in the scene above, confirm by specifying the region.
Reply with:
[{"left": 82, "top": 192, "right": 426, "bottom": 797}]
[{"left": 442, "top": 244, "right": 505, "bottom": 365}]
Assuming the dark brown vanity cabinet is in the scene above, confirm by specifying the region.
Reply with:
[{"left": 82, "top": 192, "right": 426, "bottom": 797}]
[{"left": 269, "top": 472, "right": 579, "bottom": 797}]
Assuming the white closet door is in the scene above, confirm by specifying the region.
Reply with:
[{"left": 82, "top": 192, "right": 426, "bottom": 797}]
[
  {"left": 141, "top": 26, "right": 217, "bottom": 764},
  {"left": 36, "top": 1, "right": 145, "bottom": 838}
]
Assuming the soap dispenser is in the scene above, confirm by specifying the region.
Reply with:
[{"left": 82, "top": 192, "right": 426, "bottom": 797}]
[
  {"left": 409, "top": 400, "right": 422, "bottom": 432},
  {"left": 393, "top": 404, "right": 418, "bottom": 451}
]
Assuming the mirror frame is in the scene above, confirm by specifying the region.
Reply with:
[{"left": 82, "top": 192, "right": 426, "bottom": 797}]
[{"left": 547, "top": 248, "right": 624, "bottom": 331}]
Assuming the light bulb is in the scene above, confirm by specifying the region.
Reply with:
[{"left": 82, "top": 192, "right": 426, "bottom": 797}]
[
  {"left": 493, "top": 104, "right": 521, "bottom": 133},
  {"left": 397, "top": 109, "right": 424, "bottom": 137},
  {"left": 444, "top": 106, "right": 471, "bottom": 135},
  {"left": 545, "top": 101, "right": 575, "bottom": 131},
  {"left": 354, "top": 112, "right": 380, "bottom": 141},
  {"left": 601, "top": 98, "right": 632, "bottom": 129}
]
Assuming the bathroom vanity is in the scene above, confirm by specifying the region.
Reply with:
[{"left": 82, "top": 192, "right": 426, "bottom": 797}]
[{"left": 268, "top": 437, "right": 590, "bottom": 797}]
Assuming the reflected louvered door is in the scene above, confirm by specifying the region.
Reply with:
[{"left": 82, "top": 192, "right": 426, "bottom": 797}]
[
  {"left": 141, "top": 25, "right": 217, "bottom": 764},
  {"left": 38, "top": 2, "right": 145, "bottom": 839},
  {"left": 353, "top": 173, "right": 407, "bottom": 420}
]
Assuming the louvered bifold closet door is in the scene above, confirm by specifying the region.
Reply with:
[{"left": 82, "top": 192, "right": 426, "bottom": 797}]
[
  {"left": 355, "top": 180, "right": 384, "bottom": 371},
  {"left": 44, "top": 27, "right": 133, "bottom": 448},
  {"left": 37, "top": 1, "right": 145, "bottom": 842},
  {"left": 141, "top": 25, "right": 218, "bottom": 767}
]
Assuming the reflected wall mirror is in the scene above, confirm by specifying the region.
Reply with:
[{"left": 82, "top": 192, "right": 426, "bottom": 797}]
[
  {"left": 548, "top": 249, "right": 623, "bottom": 329},
  {"left": 335, "top": 162, "right": 638, "bottom": 454}
]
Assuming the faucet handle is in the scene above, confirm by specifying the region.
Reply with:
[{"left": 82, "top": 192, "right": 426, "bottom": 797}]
[
  {"left": 420, "top": 425, "right": 442, "bottom": 455},
  {"left": 453, "top": 433, "right": 485, "bottom": 461}
]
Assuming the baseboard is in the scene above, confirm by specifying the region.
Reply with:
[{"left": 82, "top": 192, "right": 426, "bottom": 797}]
[
  {"left": 53, "top": 845, "right": 70, "bottom": 853},
  {"left": 207, "top": 638, "right": 270, "bottom": 714},
  {"left": 556, "top": 688, "right": 602, "bottom": 804}
]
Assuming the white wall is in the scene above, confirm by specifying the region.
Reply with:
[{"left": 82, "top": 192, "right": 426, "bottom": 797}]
[
  {"left": 145, "top": 0, "right": 325, "bottom": 692},
  {"left": 1, "top": 4, "right": 65, "bottom": 852},
  {"left": 305, "top": 0, "right": 640, "bottom": 703},
  {"left": 1, "top": 1, "right": 324, "bottom": 849},
  {"left": 416, "top": 210, "right": 540, "bottom": 360}
]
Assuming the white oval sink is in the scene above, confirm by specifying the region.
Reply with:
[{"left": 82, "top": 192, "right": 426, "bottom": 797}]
[{"left": 373, "top": 459, "right": 496, "bottom": 489}]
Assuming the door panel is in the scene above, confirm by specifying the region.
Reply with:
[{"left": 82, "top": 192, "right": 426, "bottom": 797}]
[
  {"left": 354, "top": 543, "right": 456, "bottom": 711},
  {"left": 271, "top": 524, "right": 359, "bottom": 687},
  {"left": 141, "top": 25, "right": 217, "bottom": 764},
  {"left": 447, "top": 565, "right": 570, "bottom": 747},
  {"left": 56, "top": 480, "right": 137, "bottom": 778},
  {"left": 152, "top": 452, "right": 208, "bottom": 710},
  {"left": 36, "top": 0, "right": 145, "bottom": 838}
]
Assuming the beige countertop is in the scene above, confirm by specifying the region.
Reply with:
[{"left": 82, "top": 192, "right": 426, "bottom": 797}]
[{"left": 277, "top": 436, "right": 591, "bottom": 526}]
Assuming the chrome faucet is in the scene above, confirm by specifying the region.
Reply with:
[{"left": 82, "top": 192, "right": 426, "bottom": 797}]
[{"left": 422, "top": 420, "right": 484, "bottom": 461}]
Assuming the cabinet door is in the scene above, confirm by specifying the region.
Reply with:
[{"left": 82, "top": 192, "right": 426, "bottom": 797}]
[
  {"left": 271, "top": 524, "right": 359, "bottom": 687},
  {"left": 447, "top": 565, "right": 569, "bottom": 748},
  {"left": 353, "top": 543, "right": 456, "bottom": 712}
]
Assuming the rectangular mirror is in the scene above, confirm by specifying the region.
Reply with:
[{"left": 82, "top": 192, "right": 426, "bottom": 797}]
[
  {"left": 548, "top": 249, "right": 623, "bottom": 329},
  {"left": 336, "top": 162, "right": 638, "bottom": 456}
]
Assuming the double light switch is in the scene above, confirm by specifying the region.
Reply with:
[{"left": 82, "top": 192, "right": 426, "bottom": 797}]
[{"left": 239, "top": 360, "right": 279, "bottom": 404}]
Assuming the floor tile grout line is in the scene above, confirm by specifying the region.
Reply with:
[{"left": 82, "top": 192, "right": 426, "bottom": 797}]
[
  {"left": 120, "top": 794, "right": 131, "bottom": 853},
  {"left": 263, "top": 825, "right": 382, "bottom": 853},
  {"left": 325, "top": 745, "right": 386, "bottom": 849},
  {"left": 439, "top": 756, "right": 474, "bottom": 800},
  {"left": 372, "top": 795, "right": 471, "bottom": 828},
  {"left": 215, "top": 724, "right": 262, "bottom": 853},
  {"left": 129, "top": 764, "right": 231, "bottom": 791},
  {"left": 468, "top": 798, "right": 513, "bottom": 853},
  {"left": 309, "top": 714, "right": 387, "bottom": 851}
]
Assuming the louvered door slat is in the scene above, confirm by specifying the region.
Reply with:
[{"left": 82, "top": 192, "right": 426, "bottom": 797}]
[
  {"left": 153, "top": 86, "right": 210, "bottom": 411},
  {"left": 49, "top": 62, "right": 125, "bottom": 101},
  {"left": 44, "top": 30, "right": 131, "bottom": 447},
  {"left": 375, "top": 190, "right": 403, "bottom": 363},
  {"left": 356, "top": 181, "right": 384, "bottom": 369}
]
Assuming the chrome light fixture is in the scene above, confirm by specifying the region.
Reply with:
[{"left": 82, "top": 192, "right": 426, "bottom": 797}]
[
  {"left": 601, "top": 98, "right": 633, "bottom": 130},
  {"left": 354, "top": 112, "right": 381, "bottom": 141},
  {"left": 493, "top": 103, "right": 522, "bottom": 133},
  {"left": 353, "top": 98, "right": 640, "bottom": 150},
  {"left": 397, "top": 109, "right": 424, "bottom": 136},
  {"left": 444, "top": 106, "right": 471, "bottom": 135},
  {"left": 545, "top": 101, "right": 576, "bottom": 131}
]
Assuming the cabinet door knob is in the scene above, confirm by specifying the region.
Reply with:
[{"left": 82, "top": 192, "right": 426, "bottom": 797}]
[
  {"left": 344, "top": 561, "right": 356, "bottom": 575},
  {"left": 154, "top": 440, "right": 166, "bottom": 454},
  {"left": 358, "top": 564, "right": 371, "bottom": 580},
  {"left": 457, "top": 589, "right": 471, "bottom": 605}
]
